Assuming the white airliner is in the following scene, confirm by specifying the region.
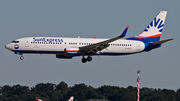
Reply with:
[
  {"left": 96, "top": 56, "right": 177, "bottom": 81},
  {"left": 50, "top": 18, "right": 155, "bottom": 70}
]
[{"left": 5, "top": 11, "right": 173, "bottom": 63}]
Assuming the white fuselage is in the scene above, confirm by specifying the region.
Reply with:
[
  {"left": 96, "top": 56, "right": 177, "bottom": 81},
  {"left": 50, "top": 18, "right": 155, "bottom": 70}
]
[{"left": 5, "top": 37, "right": 145, "bottom": 55}]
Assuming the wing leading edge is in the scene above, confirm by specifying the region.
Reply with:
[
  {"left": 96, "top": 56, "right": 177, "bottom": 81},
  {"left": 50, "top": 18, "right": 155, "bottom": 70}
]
[{"left": 80, "top": 25, "right": 129, "bottom": 55}]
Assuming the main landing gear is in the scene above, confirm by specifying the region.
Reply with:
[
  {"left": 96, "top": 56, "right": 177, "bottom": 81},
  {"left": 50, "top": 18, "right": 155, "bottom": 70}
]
[
  {"left": 20, "top": 55, "right": 24, "bottom": 60},
  {"left": 81, "top": 56, "right": 92, "bottom": 63}
]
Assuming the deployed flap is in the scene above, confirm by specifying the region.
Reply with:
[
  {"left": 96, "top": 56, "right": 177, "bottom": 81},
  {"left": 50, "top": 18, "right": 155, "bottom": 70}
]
[
  {"left": 80, "top": 25, "right": 129, "bottom": 52},
  {"left": 149, "top": 38, "right": 173, "bottom": 45}
]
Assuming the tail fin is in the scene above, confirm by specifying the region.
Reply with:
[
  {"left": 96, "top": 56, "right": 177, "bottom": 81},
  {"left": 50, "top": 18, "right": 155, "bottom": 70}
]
[
  {"left": 36, "top": 98, "right": 43, "bottom": 101},
  {"left": 68, "top": 96, "right": 74, "bottom": 101},
  {"left": 128, "top": 11, "right": 167, "bottom": 43}
]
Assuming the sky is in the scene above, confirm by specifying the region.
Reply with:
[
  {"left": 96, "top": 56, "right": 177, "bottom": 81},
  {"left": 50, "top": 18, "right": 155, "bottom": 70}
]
[{"left": 0, "top": 1, "right": 179, "bottom": 91}]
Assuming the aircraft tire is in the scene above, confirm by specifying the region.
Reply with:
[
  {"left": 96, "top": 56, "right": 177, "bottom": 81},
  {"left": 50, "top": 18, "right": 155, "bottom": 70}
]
[
  {"left": 20, "top": 56, "right": 24, "bottom": 60},
  {"left": 81, "top": 58, "right": 87, "bottom": 63},
  {"left": 87, "top": 56, "right": 92, "bottom": 62}
]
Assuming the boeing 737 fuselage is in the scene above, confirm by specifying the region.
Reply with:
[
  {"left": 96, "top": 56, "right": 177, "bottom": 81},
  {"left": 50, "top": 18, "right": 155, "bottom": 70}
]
[{"left": 5, "top": 11, "right": 173, "bottom": 63}]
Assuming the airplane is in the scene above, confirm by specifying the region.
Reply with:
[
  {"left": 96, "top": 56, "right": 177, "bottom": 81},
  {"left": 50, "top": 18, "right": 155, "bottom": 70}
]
[{"left": 5, "top": 11, "right": 173, "bottom": 63}]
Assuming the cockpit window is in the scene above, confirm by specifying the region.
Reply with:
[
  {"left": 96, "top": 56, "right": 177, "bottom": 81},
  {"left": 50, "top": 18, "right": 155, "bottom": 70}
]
[{"left": 11, "top": 41, "right": 19, "bottom": 43}]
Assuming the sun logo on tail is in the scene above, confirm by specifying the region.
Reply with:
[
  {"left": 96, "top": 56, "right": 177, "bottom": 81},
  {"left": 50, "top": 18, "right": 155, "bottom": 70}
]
[{"left": 144, "top": 18, "right": 164, "bottom": 33}]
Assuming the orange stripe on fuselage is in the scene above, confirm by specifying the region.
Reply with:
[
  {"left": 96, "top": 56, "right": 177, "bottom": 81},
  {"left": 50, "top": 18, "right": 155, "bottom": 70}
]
[{"left": 131, "top": 34, "right": 161, "bottom": 39}]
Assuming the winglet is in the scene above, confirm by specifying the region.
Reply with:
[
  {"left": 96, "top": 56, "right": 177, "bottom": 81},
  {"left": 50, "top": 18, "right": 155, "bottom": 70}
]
[
  {"left": 94, "top": 36, "right": 97, "bottom": 39},
  {"left": 119, "top": 25, "right": 129, "bottom": 38},
  {"left": 126, "top": 25, "right": 129, "bottom": 29}
]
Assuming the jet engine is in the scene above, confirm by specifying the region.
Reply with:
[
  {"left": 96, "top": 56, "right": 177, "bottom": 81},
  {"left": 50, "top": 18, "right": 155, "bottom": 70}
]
[{"left": 64, "top": 48, "right": 81, "bottom": 56}]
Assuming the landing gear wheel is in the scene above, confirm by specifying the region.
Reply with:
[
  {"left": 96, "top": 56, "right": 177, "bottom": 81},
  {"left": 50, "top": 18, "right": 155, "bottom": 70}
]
[
  {"left": 87, "top": 56, "right": 92, "bottom": 62},
  {"left": 20, "top": 56, "right": 24, "bottom": 60},
  {"left": 81, "top": 58, "right": 87, "bottom": 63}
]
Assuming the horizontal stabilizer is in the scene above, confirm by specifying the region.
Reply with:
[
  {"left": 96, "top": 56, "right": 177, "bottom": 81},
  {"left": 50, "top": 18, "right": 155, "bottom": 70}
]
[{"left": 149, "top": 38, "right": 173, "bottom": 45}]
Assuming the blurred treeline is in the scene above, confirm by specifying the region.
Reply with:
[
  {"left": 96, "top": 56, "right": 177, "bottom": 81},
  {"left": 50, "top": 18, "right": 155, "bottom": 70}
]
[{"left": 0, "top": 81, "right": 180, "bottom": 101}]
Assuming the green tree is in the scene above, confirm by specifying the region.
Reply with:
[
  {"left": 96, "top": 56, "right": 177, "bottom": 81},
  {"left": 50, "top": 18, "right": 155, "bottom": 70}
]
[
  {"left": 162, "top": 89, "right": 176, "bottom": 101},
  {"left": 51, "top": 95, "right": 58, "bottom": 101},
  {"left": 67, "top": 83, "right": 90, "bottom": 101},
  {"left": 176, "top": 88, "right": 180, "bottom": 101},
  {"left": 11, "top": 95, "right": 21, "bottom": 101},
  {"left": 1, "top": 85, "right": 12, "bottom": 97},
  {"left": 0, "top": 82, "right": 179, "bottom": 101},
  {"left": 56, "top": 81, "right": 68, "bottom": 91}
]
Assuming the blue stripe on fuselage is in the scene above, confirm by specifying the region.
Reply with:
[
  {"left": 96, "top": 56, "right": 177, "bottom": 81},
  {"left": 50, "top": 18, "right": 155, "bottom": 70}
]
[
  {"left": 12, "top": 50, "right": 138, "bottom": 56},
  {"left": 126, "top": 37, "right": 160, "bottom": 43},
  {"left": 126, "top": 37, "right": 161, "bottom": 52}
]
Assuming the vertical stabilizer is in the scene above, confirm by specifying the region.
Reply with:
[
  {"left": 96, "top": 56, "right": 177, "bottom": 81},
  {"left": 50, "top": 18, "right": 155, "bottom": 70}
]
[
  {"left": 128, "top": 11, "right": 167, "bottom": 42},
  {"left": 68, "top": 96, "right": 74, "bottom": 101}
]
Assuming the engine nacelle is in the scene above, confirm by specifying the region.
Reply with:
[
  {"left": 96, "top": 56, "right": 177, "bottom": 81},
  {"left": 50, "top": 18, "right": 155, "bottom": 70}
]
[
  {"left": 56, "top": 54, "right": 73, "bottom": 59},
  {"left": 64, "top": 48, "right": 81, "bottom": 56}
]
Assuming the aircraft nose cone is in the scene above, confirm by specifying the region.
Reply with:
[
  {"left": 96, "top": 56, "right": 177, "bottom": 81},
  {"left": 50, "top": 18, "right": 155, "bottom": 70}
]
[
  {"left": 5, "top": 45, "right": 8, "bottom": 49},
  {"left": 5, "top": 44, "right": 12, "bottom": 50}
]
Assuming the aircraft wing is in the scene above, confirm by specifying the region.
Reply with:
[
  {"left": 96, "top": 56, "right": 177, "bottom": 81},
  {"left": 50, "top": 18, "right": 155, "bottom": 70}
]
[{"left": 80, "top": 25, "right": 129, "bottom": 55}]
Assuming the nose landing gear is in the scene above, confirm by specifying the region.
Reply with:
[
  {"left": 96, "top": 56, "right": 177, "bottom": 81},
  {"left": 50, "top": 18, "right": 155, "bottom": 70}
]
[
  {"left": 20, "top": 56, "right": 24, "bottom": 60},
  {"left": 14, "top": 52, "right": 24, "bottom": 60}
]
